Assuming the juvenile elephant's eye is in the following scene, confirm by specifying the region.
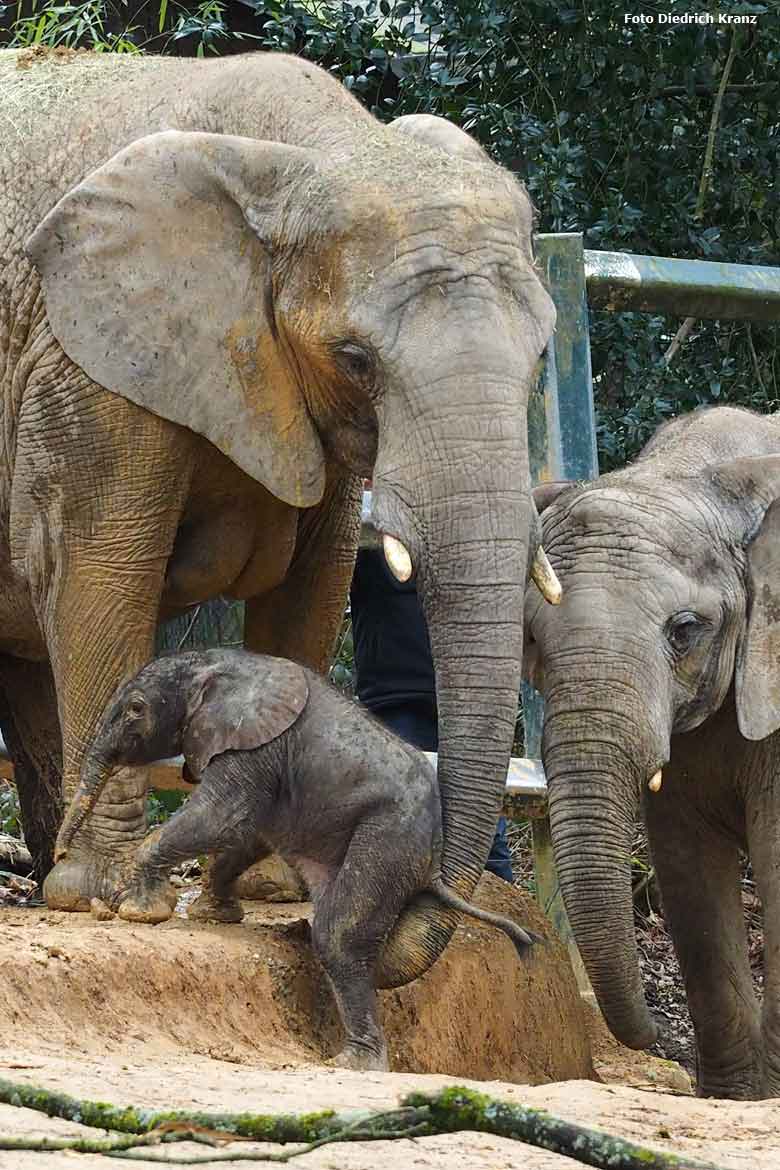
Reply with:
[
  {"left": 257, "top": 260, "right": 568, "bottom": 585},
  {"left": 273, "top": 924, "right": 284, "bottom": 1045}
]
[
  {"left": 666, "top": 612, "right": 707, "bottom": 656},
  {"left": 332, "top": 341, "right": 376, "bottom": 387},
  {"left": 127, "top": 697, "right": 146, "bottom": 718}
]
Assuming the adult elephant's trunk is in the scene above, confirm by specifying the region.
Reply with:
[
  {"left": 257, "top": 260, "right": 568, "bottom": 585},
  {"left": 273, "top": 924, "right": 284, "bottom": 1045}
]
[
  {"left": 543, "top": 685, "right": 659, "bottom": 1049},
  {"left": 372, "top": 362, "right": 534, "bottom": 988},
  {"left": 54, "top": 752, "right": 113, "bottom": 862}
]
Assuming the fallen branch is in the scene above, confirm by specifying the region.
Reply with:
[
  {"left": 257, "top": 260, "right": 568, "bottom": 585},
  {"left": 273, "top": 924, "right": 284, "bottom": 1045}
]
[
  {"left": 0, "top": 1076, "right": 343, "bottom": 1142},
  {"left": 406, "top": 1086, "right": 723, "bottom": 1170},
  {"left": 0, "top": 1077, "right": 730, "bottom": 1169}
]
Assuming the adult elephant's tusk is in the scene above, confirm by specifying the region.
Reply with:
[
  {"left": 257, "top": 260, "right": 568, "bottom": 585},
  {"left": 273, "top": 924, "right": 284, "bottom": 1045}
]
[
  {"left": 383, "top": 534, "right": 413, "bottom": 582},
  {"left": 531, "top": 546, "right": 562, "bottom": 605},
  {"left": 648, "top": 769, "right": 663, "bottom": 793}
]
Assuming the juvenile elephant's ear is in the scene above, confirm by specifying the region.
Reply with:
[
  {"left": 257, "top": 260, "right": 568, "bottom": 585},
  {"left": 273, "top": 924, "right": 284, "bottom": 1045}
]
[
  {"left": 26, "top": 131, "right": 325, "bottom": 508},
  {"left": 713, "top": 455, "right": 780, "bottom": 740},
  {"left": 182, "top": 655, "right": 309, "bottom": 781}
]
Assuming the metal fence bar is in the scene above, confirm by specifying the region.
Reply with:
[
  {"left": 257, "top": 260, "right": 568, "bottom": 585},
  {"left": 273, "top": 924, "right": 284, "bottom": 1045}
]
[
  {"left": 585, "top": 250, "right": 780, "bottom": 322},
  {"left": 536, "top": 234, "right": 600, "bottom": 486},
  {"left": 0, "top": 734, "right": 548, "bottom": 808}
]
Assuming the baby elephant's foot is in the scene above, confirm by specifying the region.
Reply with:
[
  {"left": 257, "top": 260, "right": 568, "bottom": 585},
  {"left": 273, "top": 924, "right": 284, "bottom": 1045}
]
[
  {"left": 331, "top": 1043, "right": 389, "bottom": 1072},
  {"left": 188, "top": 891, "right": 244, "bottom": 924},
  {"left": 118, "top": 883, "right": 176, "bottom": 924}
]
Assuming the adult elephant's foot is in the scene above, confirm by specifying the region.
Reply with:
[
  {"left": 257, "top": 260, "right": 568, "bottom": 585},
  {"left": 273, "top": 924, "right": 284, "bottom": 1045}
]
[
  {"left": 234, "top": 855, "right": 307, "bottom": 903},
  {"left": 43, "top": 855, "right": 130, "bottom": 913},
  {"left": 117, "top": 884, "right": 177, "bottom": 924},
  {"left": 187, "top": 892, "right": 244, "bottom": 923},
  {"left": 44, "top": 764, "right": 149, "bottom": 911},
  {"left": 330, "top": 1043, "right": 389, "bottom": 1072}
]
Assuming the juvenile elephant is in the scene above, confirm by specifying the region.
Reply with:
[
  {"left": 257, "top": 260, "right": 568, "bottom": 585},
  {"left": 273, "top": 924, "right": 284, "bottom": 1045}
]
[
  {"left": 57, "top": 649, "right": 537, "bottom": 1069},
  {"left": 525, "top": 405, "right": 780, "bottom": 1099},
  {"left": 0, "top": 45, "right": 558, "bottom": 976}
]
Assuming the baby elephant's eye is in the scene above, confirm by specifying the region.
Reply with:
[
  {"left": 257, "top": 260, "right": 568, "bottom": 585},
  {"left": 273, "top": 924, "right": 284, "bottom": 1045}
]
[
  {"left": 666, "top": 612, "right": 707, "bottom": 656},
  {"left": 127, "top": 697, "right": 146, "bottom": 718}
]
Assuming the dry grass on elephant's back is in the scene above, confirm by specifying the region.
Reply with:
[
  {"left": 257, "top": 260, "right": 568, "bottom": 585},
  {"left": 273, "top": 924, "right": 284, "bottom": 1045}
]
[{"left": 0, "top": 46, "right": 166, "bottom": 144}]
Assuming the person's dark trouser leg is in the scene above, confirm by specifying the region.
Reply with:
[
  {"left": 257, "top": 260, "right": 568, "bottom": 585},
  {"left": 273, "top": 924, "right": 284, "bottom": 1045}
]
[
  {"left": 485, "top": 815, "right": 514, "bottom": 884},
  {"left": 371, "top": 703, "right": 514, "bottom": 884}
]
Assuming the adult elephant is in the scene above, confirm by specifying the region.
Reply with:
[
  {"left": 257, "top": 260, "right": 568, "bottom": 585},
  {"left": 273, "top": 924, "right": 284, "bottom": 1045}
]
[
  {"left": 0, "top": 49, "right": 557, "bottom": 986},
  {"left": 525, "top": 405, "right": 780, "bottom": 1099}
]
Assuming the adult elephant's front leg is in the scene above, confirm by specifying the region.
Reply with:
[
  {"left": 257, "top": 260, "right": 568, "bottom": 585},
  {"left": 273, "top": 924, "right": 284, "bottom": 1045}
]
[
  {"left": 744, "top": 744, "right": 780, "bottom": 1096},
  {"left": 644, "top": 765, "right": 763, "bottom": 1098},
  {"left": 238, "top": 469, "right": 362, "bottom": 903},
  {"left": 244, "top": 469, "right": 362, "bottom": 671},
  {"left": 22, "top": 399, "right": 194, "bottom": 912},
  {"left": 0, "top": 658, "right": 62, "bottom": 885}
]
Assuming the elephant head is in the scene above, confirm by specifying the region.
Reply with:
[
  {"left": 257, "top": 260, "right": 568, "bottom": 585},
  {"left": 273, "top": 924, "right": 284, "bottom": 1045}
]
[
  {"left": 28, "top": 110, "right": 557, "bottom": 983},
  {"left": 525, "top": 440, "right": 780, "bottom": 1048}
]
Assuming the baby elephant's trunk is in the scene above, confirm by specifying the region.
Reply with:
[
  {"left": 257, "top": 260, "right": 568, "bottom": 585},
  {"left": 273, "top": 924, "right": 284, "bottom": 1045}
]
[
  {"left": 428, "top": 878, "right": 541, "bottom": 957},
  {"left": 54, "top": 754, "right": 113, "bottom": 862}
]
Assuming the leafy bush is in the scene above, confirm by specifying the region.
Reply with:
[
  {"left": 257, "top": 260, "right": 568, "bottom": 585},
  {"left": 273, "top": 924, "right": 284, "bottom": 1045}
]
[{"left": 0, "top": 780, "right": 22, "bottom": 837}]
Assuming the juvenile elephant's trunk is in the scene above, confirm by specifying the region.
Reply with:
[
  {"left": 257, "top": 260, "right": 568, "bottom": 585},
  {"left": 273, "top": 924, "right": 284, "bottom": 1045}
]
[
  {"left": 372, "top": 364, "right": 533, "bottom": 987},
  {"left": 54, "top": 753, "right": 113, "bottom": 861},
  {"left": 543, "top": 692, "right": 658, "bottom": 1049}
]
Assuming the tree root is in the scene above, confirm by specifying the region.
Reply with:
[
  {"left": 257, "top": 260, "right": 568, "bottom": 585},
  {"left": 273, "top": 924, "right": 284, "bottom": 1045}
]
[{"left": 0, "top": 1076, "right": 729, "bottom": 1169}]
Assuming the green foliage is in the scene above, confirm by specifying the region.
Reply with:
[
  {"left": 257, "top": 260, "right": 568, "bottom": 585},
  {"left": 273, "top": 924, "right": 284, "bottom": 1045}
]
[
  {"left": 0, "top": 781, "right": 21, "bottom": 837},
  {"left": 329, "top": 614, "right": 355, "bottom": 692},
  {"left": 3, "top": 0, "right": 778, "bottom": 461}
]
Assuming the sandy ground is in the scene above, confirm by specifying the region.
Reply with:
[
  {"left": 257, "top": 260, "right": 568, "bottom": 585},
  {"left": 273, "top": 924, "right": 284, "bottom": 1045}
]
[{"left": 0, "top": 877, "right": 778, "bottom": 1167}]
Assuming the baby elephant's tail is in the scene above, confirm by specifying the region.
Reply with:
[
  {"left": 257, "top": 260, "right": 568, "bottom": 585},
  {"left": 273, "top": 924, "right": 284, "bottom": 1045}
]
[{"left": 428, "top": 878, "right": 542, "bottom": 957}]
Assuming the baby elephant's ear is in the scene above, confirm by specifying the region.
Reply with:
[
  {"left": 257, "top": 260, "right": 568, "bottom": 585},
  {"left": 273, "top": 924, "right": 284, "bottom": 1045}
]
[{"left": 183, "top": 656, "right": 309, "bottom": 781}]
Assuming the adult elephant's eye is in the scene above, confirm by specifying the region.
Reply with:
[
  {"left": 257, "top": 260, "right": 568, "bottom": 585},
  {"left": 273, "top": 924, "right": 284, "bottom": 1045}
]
[
  {"left": 332, "top": 341, "right": 376, "bottom": 388},
  {"left": 666, "top": 612, "right": 707, "bottom": 656}
]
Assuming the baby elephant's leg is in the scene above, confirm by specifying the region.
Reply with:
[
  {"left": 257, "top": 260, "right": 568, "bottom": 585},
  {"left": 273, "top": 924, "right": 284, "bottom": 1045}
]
[
  {"left": 188, "top": 838, "right": 270, "bottom": 924},
  {"left": 311, "top": 816, "right": 430, "bottom": 1072},
  {"left": 119, "top": 783, "right": 249, "bottom": 924}
]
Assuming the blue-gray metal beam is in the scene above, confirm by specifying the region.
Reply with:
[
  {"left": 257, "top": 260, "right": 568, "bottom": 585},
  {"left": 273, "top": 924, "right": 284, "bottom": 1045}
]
[
  {"left": 536, "top": 234, "right": 599, "bottom": 487},
  {"left": 585, "top": 250, "right": 780, "bottom": 322},
  {"left": 525, "top": 233, "right": 599, "bottom": 762}
]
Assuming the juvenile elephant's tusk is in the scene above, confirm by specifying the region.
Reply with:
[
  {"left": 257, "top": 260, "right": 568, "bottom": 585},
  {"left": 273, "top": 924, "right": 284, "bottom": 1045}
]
[
  {"left": 648, "top": 770, "right": 663, "bottom": 793},
  {"left": 531, "top": 546, "right": 562, "bottom": 605},
  {"left": 383, "top": 534, "right": 413, "bottom": 583}
]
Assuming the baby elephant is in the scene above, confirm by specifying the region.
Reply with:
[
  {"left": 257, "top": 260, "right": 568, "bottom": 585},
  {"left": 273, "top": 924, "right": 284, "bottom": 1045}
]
[{"left": 56, "top": 648, "right": 537, "bottom": 1070}]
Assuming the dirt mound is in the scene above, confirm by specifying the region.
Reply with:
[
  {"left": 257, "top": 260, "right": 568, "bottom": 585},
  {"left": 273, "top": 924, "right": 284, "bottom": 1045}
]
[{"left": 0, "top": 874, "right": 592, "bottom": 1084}]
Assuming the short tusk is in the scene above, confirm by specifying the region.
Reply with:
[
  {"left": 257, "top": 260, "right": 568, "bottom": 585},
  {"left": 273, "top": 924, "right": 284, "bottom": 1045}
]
[
  {"left": 648, "top": 770, "right": 663, "bottom": 793},
  {"left": 383, "top": 534, "right": 413, "bottom": 582},
  {"left": 531, "top": 546, "right": 562, "bottom": 605}
]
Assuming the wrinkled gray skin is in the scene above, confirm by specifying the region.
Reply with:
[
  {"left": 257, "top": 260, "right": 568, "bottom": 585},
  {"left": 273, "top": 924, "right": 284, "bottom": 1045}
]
[
  {"left": 0, "top": 47, "right": 555, "bottom": 976},
  {"left": 60, "top": 648, "right": 538, "bottom": 1070},
  {"left": 525, "top": 405, "right": 780, "bottom": 1100}
]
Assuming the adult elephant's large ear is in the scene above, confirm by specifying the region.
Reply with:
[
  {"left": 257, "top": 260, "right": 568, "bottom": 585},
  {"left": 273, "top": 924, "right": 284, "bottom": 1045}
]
[
  {"left": 26, "top": 131, "right": 325, "bottom": 508},
  {"left": 183, "top": 654, "right": 309, "bottom": 781},
  {"left": 712, "top": 455, "right": 780, "bottom": 740}
]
